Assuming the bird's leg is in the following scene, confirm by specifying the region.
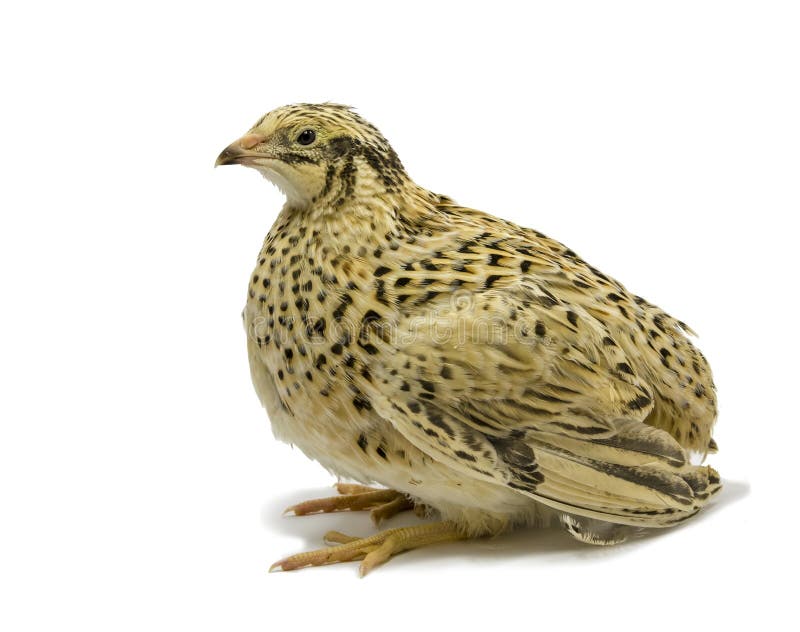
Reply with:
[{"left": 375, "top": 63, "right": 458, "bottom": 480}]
[
  {"left": 283, "top": 483, "right": 417, "bottom": 524},
  {"left": 270, "top": 521, "right": 466, "bottom": 576}
]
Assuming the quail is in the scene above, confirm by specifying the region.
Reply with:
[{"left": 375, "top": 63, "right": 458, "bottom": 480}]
[{"left": 215, "top": 103, "right": 720, "bottom": 575}]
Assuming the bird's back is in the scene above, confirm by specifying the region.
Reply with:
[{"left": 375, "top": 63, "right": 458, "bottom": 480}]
[{"left": 391, "top": 196, "right": 718, "bottom": 456}]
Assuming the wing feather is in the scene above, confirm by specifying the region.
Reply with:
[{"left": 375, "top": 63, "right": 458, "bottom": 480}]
[{"left": 361, "top": 283, "right": 719, "bottom": 527}]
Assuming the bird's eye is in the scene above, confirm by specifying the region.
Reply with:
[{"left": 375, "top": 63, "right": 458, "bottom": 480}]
[{"left": 297, "top": 129, "right": 316, "bottom": 146}]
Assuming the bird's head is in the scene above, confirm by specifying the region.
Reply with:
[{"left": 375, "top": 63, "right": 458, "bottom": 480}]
[{"left": 215, "top": 103, "right": 408, "bottom": 209}]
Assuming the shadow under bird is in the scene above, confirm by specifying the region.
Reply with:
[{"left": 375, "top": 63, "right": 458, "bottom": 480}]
[{"left": 215, "top": 103, "right": 720, "bottom": 576}]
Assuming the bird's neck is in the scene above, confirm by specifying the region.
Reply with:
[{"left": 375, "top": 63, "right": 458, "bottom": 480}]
[{"left": 280, "top": 181, "right": 439, "bottom": 249}]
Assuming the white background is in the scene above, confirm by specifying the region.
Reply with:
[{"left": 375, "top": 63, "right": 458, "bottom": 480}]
[{"left": 1, "top": 1, "right": 797, "bottom": 630}]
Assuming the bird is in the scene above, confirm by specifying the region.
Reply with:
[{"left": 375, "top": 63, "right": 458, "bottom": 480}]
[{"left": 215, "top": 103, "right": 720, "bottom": 575}]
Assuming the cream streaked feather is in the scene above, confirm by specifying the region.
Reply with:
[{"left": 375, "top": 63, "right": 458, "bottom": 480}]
[{"left": 218, "top": 103, "right": 720, "bottom": 560}]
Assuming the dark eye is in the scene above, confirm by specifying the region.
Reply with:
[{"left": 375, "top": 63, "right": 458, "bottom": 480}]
[{"left": 297, "top": 129, "right": 316, "bottom": 145}]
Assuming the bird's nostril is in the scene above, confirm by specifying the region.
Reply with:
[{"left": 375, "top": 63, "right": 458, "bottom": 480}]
[{"left": 239, "top": 133, "right": 267, "bottom": 150}]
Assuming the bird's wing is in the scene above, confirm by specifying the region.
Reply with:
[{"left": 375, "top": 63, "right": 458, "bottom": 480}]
[{"left": 360, "top": 281, "right": 719, "bottom": 527}]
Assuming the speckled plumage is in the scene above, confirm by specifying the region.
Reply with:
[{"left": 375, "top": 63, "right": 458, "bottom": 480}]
[{"left": 217, "top": 103, "right": 720, "bottom": 569}]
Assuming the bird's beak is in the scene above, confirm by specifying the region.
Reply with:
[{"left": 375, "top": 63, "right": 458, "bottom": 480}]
[{"left": 215, "top": 133, "right": 270, "bottom": 167}]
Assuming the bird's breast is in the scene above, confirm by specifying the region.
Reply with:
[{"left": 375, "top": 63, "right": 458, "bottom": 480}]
[{"left": 242, "top": 222, "right": 403, "bottom": 464}]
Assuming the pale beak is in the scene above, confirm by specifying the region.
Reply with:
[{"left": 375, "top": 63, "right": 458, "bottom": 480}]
[{"left": 215, "top": 133, "right": 269, "bottom": 167}]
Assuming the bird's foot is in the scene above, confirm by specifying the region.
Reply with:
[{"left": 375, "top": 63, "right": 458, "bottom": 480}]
[
  {"left": 283, "top": 483, "right": 419, "bottom": 524},
  {"left": 270, "top": 521, "right": 466, "bottom": 576}
]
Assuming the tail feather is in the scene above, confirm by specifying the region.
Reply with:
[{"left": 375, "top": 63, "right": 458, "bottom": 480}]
[{"left": 518, "top": 419, "right": 720, "bottom": 528}]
